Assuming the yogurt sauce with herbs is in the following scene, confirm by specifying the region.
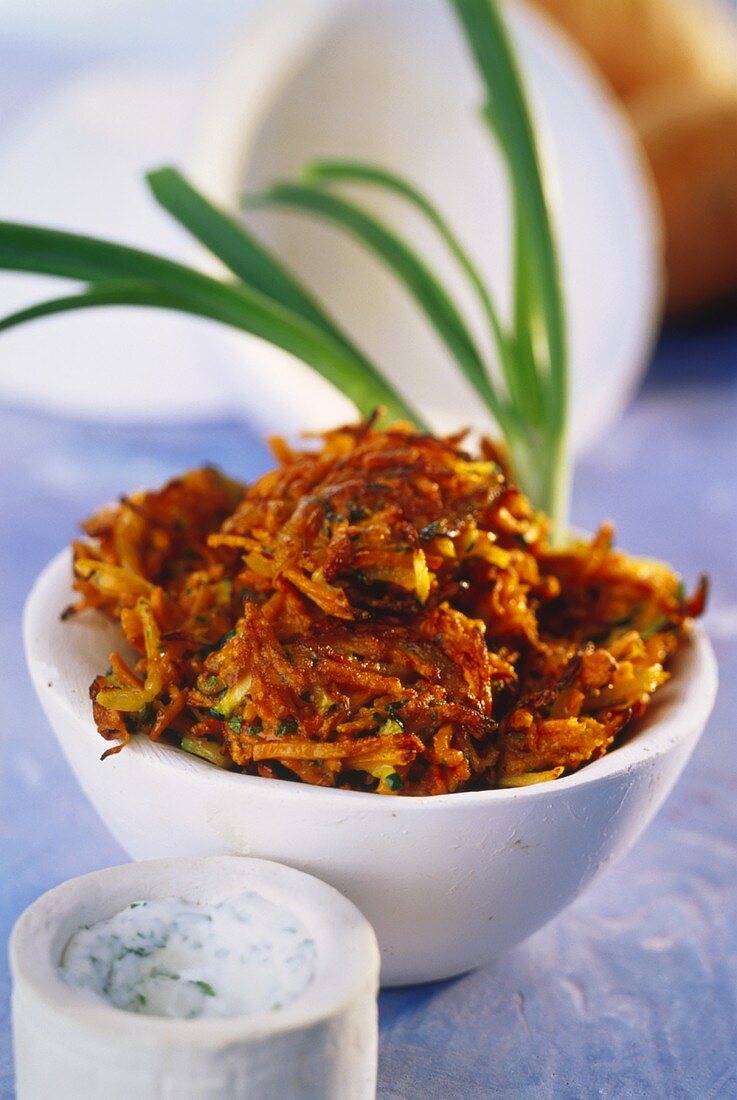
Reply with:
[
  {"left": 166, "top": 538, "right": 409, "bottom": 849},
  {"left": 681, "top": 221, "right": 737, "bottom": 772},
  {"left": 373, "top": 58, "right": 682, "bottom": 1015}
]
[{"left": 60, "top": 891, "right": 317, "bottom": 1019}]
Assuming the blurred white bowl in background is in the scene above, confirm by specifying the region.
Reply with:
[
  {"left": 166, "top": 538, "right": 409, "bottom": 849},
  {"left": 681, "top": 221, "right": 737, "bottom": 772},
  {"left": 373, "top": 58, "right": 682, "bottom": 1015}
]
[
  {"left": 0, "top": 64, "right": 237, "bottom": 423},
  {"left": 191, "top": 0, "right": 663, "bottom": 451}
]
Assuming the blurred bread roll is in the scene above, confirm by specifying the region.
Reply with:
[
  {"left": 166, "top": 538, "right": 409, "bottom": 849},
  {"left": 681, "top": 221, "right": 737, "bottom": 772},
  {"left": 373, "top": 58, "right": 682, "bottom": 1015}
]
[
  {"left": 533, "top": 0, "right": 737, "bottom": 314},
  {"left": 634, "top": 83, "right": 737, "bottom": 314}
]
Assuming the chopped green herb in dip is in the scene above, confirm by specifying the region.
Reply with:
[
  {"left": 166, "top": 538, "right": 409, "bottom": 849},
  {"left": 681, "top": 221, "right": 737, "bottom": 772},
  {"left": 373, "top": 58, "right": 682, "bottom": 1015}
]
[{"left": 59, "top": 892, "right": 316, "bottom": 1019}]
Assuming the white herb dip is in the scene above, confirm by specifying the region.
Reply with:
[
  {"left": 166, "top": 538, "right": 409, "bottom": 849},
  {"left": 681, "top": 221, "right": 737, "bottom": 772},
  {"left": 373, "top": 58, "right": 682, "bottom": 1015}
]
[{"left": 59, "top": 891, "right": 317, "bottom": 1019}]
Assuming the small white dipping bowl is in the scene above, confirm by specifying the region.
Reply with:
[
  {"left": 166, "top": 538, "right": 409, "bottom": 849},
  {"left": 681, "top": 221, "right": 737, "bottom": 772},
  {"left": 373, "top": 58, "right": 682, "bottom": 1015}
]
[
  {"left": 24, "top": 550, "right": 717, "bottom": 986},
  {"left": 10, "top": 856, "right": 379, "bottom": 1100}
]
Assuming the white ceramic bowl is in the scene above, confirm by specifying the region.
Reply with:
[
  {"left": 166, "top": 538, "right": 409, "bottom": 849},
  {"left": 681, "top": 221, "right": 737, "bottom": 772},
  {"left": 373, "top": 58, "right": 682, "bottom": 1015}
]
[
  {"left": 10, "top": 856, "right": 379, "bottom": 1099},
  {"left": 190, "top": 0, "right": 661, "bottom": 452},
  {"left": 24, "top": 549, "right": 717, "bottom": 986}
]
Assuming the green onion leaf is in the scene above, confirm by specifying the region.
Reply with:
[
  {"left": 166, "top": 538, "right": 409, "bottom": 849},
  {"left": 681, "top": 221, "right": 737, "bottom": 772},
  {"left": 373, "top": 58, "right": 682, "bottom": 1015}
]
[
  {"left": 305, "top": 159, "right": 513, "bottom": 367},
  {"left": 247, "top": 181, "right": 514, "bottom": 434},
  {"left": 0, "top": 282, "right": 200, "bottom": 335},
  {"left": 0, "top": 221, "right": 422, "bottom": 426},
  {"left": 147, "top": 167, "right": 382, "bottom": 376},
  {"left": 306, "top": 159, "right": 548, "bottom": 435},
  {"left": 450, "top": 0, "right": 569, "bottom": 531},
  {"left": 510, "top": 202, "right": 544, "bottom": 426}
]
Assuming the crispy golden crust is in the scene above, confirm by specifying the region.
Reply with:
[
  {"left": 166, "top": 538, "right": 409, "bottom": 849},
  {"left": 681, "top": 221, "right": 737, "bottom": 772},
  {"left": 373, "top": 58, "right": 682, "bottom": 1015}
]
[{"left": 70, "top": 422, "right": 703, "bottom": 794}]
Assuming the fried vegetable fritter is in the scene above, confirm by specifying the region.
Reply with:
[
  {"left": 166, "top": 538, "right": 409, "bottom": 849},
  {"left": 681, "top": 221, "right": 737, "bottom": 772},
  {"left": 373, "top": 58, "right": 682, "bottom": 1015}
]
[{"left": 68, "top": 421, "right": 704, "bottom": 795}]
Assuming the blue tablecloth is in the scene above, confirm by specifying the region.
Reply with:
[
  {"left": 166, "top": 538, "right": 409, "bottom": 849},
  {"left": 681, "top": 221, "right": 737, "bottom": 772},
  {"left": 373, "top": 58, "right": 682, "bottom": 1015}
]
[{"left": 1, "top": 321, "right": 735, "bottom": 1098}]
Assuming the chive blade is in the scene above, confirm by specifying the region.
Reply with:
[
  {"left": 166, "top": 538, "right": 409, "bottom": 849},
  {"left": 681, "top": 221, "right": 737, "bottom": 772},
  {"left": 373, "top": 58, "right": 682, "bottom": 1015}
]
[
  {"left": 147, "top": 167, "right": 381, "bottom": 374},
  {"left": 0, "top": 282, "right": 191, "bottom": 333},
  {"left": 0, "top": 223, "right": 423, "bottom": 426},
  {"left": 450, "top": 0, "right": 569, "bottom": 533},
  {"left": 454, "top": 0, "right": 568, "bottom": 414},
  {"left": 305, "top": 160, "right": 503, "bottom": 338},
  {"left": 304, "top": 158, "right": 523, "bottom": 411},
  {"left": 511, "top": 202, "right": 544, "bottom": 425},
  {"left": 249, "top": 181, "right": 512, "bottom": 430},
  {"left": 0, "top": 219, "right": 209, "bottom": 286}
]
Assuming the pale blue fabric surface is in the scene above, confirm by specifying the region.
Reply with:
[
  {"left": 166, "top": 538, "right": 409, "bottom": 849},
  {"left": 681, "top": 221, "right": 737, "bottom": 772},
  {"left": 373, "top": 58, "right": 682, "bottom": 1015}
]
[{"left": 1, "top": 323, "right": 736, "bottom": 1099}]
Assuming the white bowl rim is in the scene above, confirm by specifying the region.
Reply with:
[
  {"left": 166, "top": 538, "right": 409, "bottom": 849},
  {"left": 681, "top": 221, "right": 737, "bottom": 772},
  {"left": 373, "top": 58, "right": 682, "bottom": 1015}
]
[
  {"left": 25, "top": 547, "right": 718, "bottom": 812},
  {"left": 10, "top": 854, "right": 378, "bottom": 1045}
]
